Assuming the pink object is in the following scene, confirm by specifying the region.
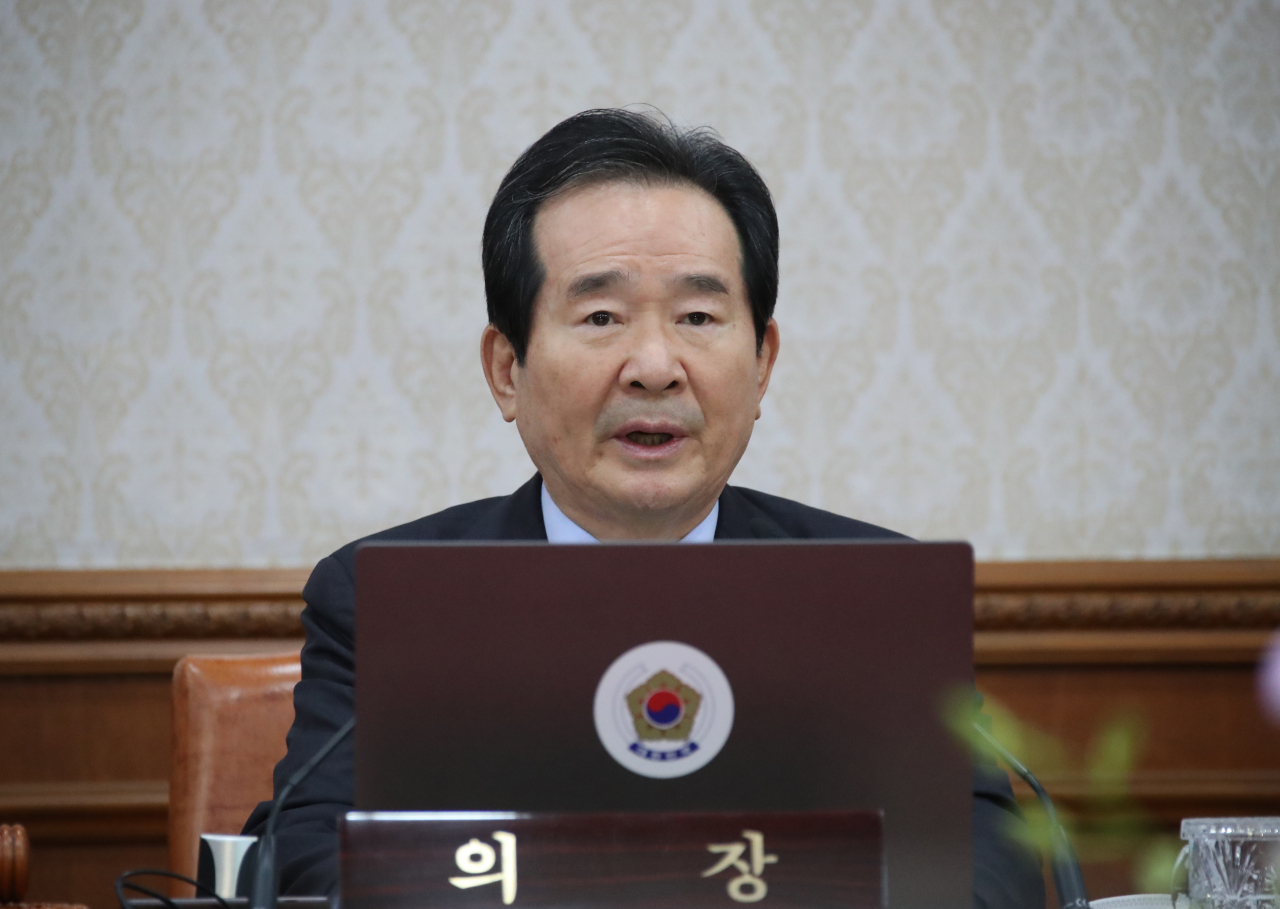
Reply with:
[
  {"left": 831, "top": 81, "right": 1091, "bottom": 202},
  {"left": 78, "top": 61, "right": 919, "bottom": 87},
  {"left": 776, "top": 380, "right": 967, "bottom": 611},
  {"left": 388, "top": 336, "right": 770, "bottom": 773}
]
[{"left": 1259, "top": 631, "right": 1280, "bottom": 725}]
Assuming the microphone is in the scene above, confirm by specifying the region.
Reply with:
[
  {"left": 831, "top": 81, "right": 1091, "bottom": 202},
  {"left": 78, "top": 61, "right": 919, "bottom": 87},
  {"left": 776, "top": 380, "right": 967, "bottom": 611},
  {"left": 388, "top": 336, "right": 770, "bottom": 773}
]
[
  {"left": 971, "top": 720, "right": 1090, "bottom": 909},
  {"left": 251, "top": 717, "right": 355, "bottom": 909}
]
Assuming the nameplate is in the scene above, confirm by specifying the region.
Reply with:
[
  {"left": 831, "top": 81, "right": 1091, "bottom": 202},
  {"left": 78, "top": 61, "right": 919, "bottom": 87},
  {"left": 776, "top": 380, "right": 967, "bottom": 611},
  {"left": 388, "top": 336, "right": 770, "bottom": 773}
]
[{"left": 341, "top": 810, "right": 882, "bottom": 908}]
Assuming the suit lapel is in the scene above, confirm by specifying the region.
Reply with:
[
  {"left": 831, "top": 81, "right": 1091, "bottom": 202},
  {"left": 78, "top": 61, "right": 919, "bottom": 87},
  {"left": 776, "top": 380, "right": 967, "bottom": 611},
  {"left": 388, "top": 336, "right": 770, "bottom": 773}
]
[
  {"left": 714, "top": 485, "right": 789, "bottom": 540},
  {"left": 458, "top": 474, "right": 548, "bottom": 541}
]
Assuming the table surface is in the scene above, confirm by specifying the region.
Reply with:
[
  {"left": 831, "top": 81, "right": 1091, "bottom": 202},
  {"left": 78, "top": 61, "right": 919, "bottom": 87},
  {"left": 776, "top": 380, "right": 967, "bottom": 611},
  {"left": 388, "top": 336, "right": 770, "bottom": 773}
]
[{"left": 125, "top": 899, "right": 330, "bottom": 908}]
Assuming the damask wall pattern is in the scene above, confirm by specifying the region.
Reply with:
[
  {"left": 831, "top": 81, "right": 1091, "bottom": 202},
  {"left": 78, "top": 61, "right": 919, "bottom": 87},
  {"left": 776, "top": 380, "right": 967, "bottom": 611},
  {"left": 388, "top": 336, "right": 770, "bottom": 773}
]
[{"left": 0, "top": 0, "right": 1277, "bottom": 567}]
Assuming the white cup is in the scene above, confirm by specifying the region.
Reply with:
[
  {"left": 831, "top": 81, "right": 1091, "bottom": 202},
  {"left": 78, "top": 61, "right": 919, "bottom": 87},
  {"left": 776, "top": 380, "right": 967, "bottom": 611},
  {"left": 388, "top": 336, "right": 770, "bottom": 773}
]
[{"left": 199, "top": 833, "right": 258, "bottom": 898}]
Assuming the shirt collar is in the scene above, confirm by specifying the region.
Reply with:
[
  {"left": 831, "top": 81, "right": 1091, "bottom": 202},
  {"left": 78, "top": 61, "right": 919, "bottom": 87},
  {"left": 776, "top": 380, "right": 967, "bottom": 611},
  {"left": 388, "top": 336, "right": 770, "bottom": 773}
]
[{"left": 541, "top": 482, "right": 719, "bottom": 544}]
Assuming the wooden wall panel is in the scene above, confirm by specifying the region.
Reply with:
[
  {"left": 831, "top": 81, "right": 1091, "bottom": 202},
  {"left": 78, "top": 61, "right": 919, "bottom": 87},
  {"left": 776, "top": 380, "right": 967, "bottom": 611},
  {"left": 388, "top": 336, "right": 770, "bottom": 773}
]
[
  {"left": 2, "top": 562, "right": 1278, "bottom": 908},
  {"left": 0, "top": 675, "right": 171, "bottom": 783},
  {"left": 974, "top": 624, "right": 1280, "bottom": 903},
  {"left": 979, "top": 664, "right": 1277, "bottom": 778},
  {"left": 0, "top": 640, "right": 301, "bottom": 909},
  {"left": 24, "top": 842, "right": 168, "bottom": 909}
]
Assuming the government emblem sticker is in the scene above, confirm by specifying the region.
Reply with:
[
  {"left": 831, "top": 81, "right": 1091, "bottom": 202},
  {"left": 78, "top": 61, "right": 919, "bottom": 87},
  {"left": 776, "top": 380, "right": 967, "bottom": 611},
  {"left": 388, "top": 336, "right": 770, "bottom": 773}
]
[{"left": 593, "top": 641, "right": 735, "bottom": 779}]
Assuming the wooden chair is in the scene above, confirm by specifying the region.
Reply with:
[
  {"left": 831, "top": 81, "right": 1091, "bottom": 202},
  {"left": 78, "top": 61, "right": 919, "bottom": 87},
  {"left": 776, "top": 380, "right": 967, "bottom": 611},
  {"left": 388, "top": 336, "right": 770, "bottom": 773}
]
[{"left": 169, "top": 653, "right": 301, "bottom": 895}]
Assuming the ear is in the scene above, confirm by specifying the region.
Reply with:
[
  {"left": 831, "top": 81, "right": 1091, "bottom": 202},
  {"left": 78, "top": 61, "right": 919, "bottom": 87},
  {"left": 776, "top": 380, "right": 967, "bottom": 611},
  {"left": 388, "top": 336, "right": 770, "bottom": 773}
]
[
  {"left": 481, "top": 324, "right": 519, "bottom": 422},
  {"left": 755, "top": 318, "right": 780, "bottom": 420}
]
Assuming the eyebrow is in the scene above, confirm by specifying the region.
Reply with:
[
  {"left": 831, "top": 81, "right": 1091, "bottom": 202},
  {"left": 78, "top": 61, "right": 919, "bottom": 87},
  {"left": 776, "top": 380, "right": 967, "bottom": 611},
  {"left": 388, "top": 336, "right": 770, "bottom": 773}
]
[
  {"left": 564, "top": 270, "right": 731, "bottom": 299},
  {"left": 567, "top": 270, "right": 627, "bottom": 298},
  {"left": 679, "top": 273, "right": 729, "bottom": 295}
]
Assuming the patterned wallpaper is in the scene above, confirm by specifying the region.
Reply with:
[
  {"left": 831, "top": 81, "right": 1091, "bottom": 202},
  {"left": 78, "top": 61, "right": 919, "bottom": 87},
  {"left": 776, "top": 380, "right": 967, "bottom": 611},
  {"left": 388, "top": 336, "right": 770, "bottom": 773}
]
[{"left": 0, "top": 0, "right": 1277, "bottom": 567}]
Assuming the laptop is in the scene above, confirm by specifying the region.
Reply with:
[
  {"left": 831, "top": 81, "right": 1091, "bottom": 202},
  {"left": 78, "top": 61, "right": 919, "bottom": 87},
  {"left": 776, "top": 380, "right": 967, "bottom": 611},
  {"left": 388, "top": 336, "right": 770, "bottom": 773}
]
[{"left": 353, "top": 540, "right": 974, "bottom": 909}]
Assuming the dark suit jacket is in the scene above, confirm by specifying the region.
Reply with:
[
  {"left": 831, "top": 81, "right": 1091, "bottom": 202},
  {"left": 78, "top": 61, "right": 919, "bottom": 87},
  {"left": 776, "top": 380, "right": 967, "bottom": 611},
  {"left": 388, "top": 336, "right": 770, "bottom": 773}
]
[{"left": 243, "top": 476, "right": 1045, "bottom": 908}]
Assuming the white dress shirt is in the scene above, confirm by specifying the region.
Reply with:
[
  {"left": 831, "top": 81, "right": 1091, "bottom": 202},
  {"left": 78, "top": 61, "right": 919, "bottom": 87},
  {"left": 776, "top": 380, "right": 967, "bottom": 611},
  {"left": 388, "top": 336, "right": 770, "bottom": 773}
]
[{"left": 541, "top": 482, "right": 719, "bottom": 543}]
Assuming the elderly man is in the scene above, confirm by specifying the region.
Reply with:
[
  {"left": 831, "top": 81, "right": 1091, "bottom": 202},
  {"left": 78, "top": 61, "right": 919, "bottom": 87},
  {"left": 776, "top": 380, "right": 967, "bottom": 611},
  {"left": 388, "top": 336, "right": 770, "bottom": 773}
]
[{"left": 243, "top": 109, "right": 1045, "bottom": 908}]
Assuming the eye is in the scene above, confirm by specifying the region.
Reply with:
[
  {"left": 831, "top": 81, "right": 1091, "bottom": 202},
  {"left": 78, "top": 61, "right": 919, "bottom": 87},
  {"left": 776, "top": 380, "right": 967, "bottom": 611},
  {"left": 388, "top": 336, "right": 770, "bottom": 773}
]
[
  {"left": 588, "top": 311, "right": 613, "bottom": 326},
  {"left": 684, "top": 312, "right": 711, "bottom": 326}
]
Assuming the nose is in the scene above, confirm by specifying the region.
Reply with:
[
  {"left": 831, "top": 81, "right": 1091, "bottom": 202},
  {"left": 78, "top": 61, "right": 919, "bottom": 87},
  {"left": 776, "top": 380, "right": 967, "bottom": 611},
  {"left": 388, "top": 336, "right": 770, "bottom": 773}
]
[{"left": 618, "top": 319, "right": 685, "bottom": 393}]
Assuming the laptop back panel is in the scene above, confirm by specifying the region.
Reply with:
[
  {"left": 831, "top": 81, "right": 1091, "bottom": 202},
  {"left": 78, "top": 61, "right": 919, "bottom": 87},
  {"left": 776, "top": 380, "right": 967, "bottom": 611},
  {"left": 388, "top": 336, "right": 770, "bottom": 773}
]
[{"left": 354, "top": 540, "right": 973, "bottom": 909}]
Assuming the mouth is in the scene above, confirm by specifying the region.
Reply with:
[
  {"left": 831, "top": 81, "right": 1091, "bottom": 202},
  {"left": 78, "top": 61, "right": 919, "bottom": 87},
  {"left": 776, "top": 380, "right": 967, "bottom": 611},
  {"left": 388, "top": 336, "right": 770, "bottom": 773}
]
[
  {"left": 611, "top": 421, "right": 688, "bottom": 459},
  {"left": 625, "top": 431, "right": 675, "bottom": 447}
]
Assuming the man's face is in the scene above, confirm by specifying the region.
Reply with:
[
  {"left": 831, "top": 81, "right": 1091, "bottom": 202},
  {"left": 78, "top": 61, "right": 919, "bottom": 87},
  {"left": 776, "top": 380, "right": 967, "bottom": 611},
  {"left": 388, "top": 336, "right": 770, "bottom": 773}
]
[{"left": 481, "top": 180, "right": 779, "bottom": 540}]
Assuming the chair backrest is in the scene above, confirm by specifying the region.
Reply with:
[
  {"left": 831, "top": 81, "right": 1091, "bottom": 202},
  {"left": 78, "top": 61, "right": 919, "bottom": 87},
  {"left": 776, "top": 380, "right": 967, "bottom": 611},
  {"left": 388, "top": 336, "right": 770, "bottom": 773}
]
[{"left": 169, "top": 652, "right": 301, "bottom": 893}]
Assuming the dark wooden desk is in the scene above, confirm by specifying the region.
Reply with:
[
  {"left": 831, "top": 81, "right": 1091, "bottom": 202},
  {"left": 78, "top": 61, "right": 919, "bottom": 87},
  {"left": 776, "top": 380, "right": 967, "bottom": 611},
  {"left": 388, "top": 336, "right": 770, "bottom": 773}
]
[{"left": 127, "top": 900, "right": 328, "bottom": 909}]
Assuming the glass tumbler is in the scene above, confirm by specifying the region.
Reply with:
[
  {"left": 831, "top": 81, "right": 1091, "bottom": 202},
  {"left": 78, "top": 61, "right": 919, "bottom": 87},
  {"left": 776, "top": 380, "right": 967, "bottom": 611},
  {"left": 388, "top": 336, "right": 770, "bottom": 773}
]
[{"left": 1176, "top": 818, "right": 1280, "bottom": 909}]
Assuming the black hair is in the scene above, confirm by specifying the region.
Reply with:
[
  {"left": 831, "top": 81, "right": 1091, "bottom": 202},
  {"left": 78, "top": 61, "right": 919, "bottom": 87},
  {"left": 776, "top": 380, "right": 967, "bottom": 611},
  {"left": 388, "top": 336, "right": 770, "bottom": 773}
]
[{"left": 482, "top": 108, "right": 779, "bottom": 364}]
